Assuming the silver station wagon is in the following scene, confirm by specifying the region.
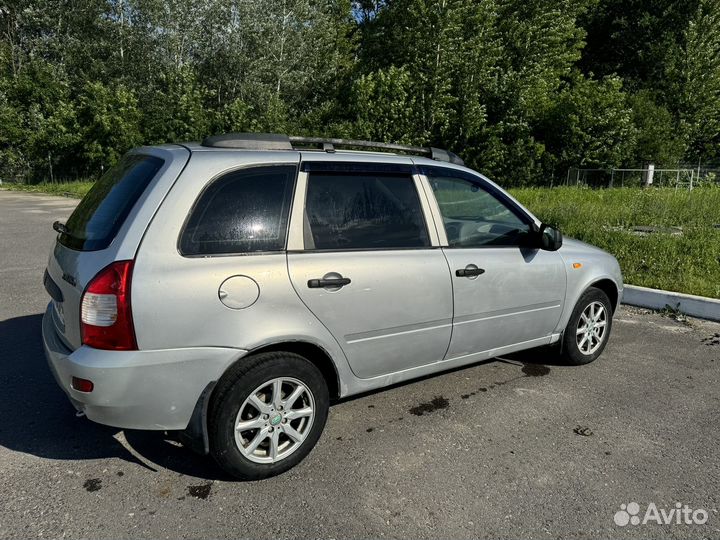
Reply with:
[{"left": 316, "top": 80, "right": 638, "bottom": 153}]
[{"left": 42, "top": 133, "right": 623, "bottom": 479}]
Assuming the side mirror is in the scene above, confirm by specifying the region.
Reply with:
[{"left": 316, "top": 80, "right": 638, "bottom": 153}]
[{"left": 536, "top": 223, "right": 563, "bottom": 251}]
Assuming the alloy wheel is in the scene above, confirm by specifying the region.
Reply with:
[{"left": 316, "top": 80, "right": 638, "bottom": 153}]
[
  {"left": 234, "top": 377, "right": 315, "bottom": 464},
  {"left": 576, "top": 301, "right": 608, "bottom": 355}
]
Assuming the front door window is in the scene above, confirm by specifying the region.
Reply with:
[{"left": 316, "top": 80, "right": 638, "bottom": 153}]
[{"left": 426, "top": 169, "right": 530, "bottom": 247}]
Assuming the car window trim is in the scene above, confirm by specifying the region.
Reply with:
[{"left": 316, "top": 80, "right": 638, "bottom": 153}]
[{"left": 300, "top": 161, "right": 414, "bottom": 175}]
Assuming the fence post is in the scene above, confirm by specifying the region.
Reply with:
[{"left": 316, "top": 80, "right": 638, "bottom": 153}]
[{"left": 643, "top": 164, "right": 654, "bottom": 187}]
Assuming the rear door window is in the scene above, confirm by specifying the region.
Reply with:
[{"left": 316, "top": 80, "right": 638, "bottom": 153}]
[
  {"left": 180, "top": 165, "right": 296, "bottom": 256},
  {"left": 304, "top": 171, "right": 430, "bottom": 250},
  {"left": 59, "top": 154, "right": 164, "bottom": 251}
]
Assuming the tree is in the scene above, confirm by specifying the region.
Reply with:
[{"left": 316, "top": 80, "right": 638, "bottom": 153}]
[
  {"left": 666, "top": 0, "right": 720, "bottom": 161},
  {"left": 0, "top": 90, "right": 27, "bottom": 181},
  {"left": 351, "top": 0, "right": 500, "bottom": 164},
  {"left": 578, "top": 0, "right": 700, "bottom": 92},
  {"left": 0, "top": 59, "right": 80, "bottom": 182},
  {"left": 543, "top": 74, "right": 636, "bottom": 171},
  {"left": 629, "top": 90, "right": 685, "bottom": 166},
  {"left": 76, "top": 81, "right": 142, "bottom": 174},
  {"left": 478, "top": 0, "right": 589, "bottom": 184},
  {"left": 349, "top": 66, "right": 423, "bottom": 144},
  {"left": 189, "top": 0, "right": 356, "bottom": 134},
  {"left": 141, "top": 67, "right": 212, "bottom": 143}
]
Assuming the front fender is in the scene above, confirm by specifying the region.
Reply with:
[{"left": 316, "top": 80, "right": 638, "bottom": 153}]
[{"left": 555, "top": 238, "right": 623, "bottom": 332}]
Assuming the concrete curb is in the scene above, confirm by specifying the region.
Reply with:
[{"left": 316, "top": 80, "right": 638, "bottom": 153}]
[{"left": 622, "top": 285, "right": 720, "bottom": 322}]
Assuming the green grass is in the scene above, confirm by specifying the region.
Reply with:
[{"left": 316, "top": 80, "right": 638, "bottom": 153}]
[
  {"left": 510, "top": 186, "right": 720, "bottom": 299},
  {"left": 3, "top": 181, "right": 719, "bottom": 298},
  {"left": 1, "top": 180, "right": 94, "bottom": 199}
]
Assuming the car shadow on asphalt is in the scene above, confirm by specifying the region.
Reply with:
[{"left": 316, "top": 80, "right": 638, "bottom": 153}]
[
  {"left": 0, "top": 313, "right": 231, "bottom": 480},
  {"left": 336, "top": 344, "right": 567, "bottom": 407},
  {"left": 498, "top": 344, "right": 571, "bottom": 367}
]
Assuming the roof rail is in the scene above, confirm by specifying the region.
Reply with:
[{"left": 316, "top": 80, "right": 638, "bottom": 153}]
[
  {"left": 200, "top": 133, "right": 464, "bottom": 166},
  {"left": 201, "top": 132, "right": 293, "bottom": 150}
]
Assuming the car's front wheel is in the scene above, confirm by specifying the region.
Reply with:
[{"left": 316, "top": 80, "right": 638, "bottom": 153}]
[
  {"left": 208, "top": 351, "right": 329, "bottom": 480},
  {"left": 560, "top": 287, "right": 613, "bottom": 365}
]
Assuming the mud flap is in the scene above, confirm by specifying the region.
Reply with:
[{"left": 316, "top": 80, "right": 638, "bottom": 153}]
[{"left": 178, "top": 381, "right": 216, "bottom": 455}]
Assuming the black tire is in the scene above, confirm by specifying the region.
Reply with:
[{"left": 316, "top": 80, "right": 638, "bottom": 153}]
[
  {"left": 559, "top": 287, "right": 613, "bottom": 365},
  {"left": 208, "top": 351, "right": 329, "bottom": 480}
]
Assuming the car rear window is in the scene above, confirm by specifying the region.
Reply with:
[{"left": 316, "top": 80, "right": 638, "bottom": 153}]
[
  {"left": 59, "top": 154, "right": 164, "bottom": 251},
  {"left": 179, "top": 165, "right": 296, "bottom": 256}
]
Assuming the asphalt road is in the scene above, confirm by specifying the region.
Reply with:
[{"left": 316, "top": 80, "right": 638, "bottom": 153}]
[{"left": 1, "top": 190, "right": 719, "bottom": 539}]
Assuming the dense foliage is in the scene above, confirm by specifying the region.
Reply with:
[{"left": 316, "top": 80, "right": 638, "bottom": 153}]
[{"left": 1, "top": 0, "right": 719, "bottom": 185}]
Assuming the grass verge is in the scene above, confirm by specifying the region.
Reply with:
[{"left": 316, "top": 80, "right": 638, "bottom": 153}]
[
  {"left": 1, "top": 181, "right": 94, "bottom": 199},
  {"left": 511, "top": 186, "right": 720, "bottom": 299}
]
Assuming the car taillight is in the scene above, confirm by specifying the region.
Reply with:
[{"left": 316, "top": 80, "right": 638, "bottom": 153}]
[{"left": 80, "top": 260, "right": 137, "bottom": 350}]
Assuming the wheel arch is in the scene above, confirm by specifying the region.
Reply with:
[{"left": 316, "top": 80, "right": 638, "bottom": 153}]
[
  {"left": 180, "top": 339, "right": 341, "bottom": 455},
  {"left": 588, "top": 278, "right": 620, "bottom": 313},
  {"left": 242, "top": 341, "right": 341, "bottom": 401},
  {"left": 555, "top": 272, "right": 622, "bottom": 336}
]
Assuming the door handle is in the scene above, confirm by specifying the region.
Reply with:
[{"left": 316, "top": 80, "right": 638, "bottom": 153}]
[
  {"left": 308, "top": 277, "right": 352, "bottom": 289},
  {"left": 456, "top": 267, "right": 485, "bottom": 277}
]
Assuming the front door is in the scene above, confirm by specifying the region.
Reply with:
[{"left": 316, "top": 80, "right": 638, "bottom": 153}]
[
  {"left": 421, "top": 166, "right": 566, "bottom": 359},
  {"left": 287, "top": 161, "right": 453, "bottom": 379}
]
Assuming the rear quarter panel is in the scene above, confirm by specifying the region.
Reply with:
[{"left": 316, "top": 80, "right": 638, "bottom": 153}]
[{"left": 44, "top": 145, "right": 190, "bottom": 349}]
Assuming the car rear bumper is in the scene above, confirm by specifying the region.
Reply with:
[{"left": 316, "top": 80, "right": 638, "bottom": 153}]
[{"left": 41, "top": 303, "right": 245, "bottom": 430}]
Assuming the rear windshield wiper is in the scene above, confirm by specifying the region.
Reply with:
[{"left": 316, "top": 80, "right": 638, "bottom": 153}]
[{"left": 53, "top": 220, "right": 70, "bottom": 235}]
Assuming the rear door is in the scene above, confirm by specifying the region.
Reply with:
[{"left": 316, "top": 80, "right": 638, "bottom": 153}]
[
  {"left": 419, "top": 165, "right": 566, "bottom": 359},
  {"left": 287, "top": 158, "right": 453, "bottom": 379},
  {"left": 44, "top": 146, "right": 189, "bottom": 349}
]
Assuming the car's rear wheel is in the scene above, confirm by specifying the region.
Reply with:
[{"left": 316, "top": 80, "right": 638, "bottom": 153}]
[
  {"left": 208, "top": 352, "right": 329, "bottom": 480},
  {"left": 560, "top": 287, "right": 613, "bottom": 365}
]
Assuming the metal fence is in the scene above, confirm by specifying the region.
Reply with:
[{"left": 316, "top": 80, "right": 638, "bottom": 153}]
[{"left": 564, "top": 167, "right": 719, "bottom": 189}]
